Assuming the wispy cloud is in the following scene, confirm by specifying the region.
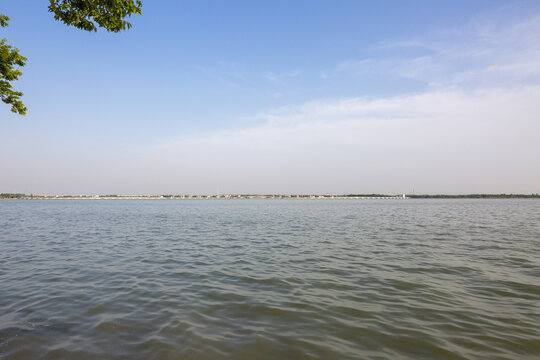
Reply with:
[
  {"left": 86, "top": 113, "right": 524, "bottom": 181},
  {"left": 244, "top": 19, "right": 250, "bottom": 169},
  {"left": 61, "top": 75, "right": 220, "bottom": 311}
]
[
  {"left": 194, "top": 61, "right": 248, "bottom": 88},
  {"left": 326, "top": 14, "right": 540, "bottom": 89},
  {"left": 263, "top": 70, "right": 301, "bottom": 84}
]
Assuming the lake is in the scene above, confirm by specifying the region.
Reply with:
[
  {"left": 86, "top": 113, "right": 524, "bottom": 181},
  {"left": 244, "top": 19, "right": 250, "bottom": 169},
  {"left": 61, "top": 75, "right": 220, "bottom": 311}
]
[{"left": 1, "top": 199, "right": 539, "bottom": 359}]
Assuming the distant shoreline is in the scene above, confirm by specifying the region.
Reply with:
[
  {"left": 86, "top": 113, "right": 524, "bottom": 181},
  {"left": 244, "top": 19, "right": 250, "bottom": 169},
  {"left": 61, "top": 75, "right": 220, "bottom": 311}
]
[{"left": 2, "top": 193, "right": 539, "bottom": 200}]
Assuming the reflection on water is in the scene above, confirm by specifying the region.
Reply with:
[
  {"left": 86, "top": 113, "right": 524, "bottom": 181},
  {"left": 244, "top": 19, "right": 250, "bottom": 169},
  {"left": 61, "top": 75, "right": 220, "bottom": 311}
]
[{"left": 1, "top": 199, "right": 539, "bottom": 359}]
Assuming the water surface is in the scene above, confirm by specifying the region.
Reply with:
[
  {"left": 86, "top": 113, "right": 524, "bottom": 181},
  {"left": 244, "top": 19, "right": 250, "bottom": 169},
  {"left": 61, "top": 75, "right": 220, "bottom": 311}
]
[{"left": 1, "top": 199, "right": 539, "bottom": 359}]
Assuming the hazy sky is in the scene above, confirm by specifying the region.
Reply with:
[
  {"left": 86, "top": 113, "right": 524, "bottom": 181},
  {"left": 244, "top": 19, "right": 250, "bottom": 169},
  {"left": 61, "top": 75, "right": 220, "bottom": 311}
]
[{"left": 2, "top": 1, "right": 540, "bottom": 195}]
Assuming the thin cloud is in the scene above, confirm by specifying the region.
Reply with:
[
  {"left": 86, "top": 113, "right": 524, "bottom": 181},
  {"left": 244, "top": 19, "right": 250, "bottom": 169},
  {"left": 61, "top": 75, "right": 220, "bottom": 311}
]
[
  {"left": 263, "top": 70, "right": 301, "bottom": 84},
  {"left": 194, "top": 61, "right": 248, "bottom": 88},
  {"left": 327, "top": 14, "right": 540, "bottom": 89}
]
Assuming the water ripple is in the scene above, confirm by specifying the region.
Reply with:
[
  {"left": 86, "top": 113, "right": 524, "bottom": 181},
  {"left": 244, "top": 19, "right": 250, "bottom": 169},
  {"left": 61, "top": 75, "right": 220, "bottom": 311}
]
[{"left": 1, "top": 199, "right": 539, "bottom": 359}]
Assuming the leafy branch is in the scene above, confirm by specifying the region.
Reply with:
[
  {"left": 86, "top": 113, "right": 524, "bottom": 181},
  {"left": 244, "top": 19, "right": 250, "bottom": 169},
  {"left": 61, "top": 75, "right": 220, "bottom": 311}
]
[
  {"left": 1, "top": 15, "right": 27, "bottom": 115},
  {"left": 48, "top": 0, "right": 143, "bottom": 32}
]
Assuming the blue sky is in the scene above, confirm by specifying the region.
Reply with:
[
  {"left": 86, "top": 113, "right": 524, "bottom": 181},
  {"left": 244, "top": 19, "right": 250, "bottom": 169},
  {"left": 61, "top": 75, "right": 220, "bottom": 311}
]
[{"left": 2, "top": 1, "right": 540, "bottom": 194}]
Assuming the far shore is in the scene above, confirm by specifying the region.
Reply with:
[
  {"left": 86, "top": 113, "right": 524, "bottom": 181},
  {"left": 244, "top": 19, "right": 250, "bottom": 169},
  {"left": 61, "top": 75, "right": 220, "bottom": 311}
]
[{"left": 2, "top": 193, "right": 539, "bottom": 200}]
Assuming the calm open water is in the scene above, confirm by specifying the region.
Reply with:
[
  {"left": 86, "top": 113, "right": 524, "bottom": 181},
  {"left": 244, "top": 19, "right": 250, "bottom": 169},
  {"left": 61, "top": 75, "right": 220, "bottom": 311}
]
[{"left": 0, "top": 199, "right": 539, "bottom": 359}]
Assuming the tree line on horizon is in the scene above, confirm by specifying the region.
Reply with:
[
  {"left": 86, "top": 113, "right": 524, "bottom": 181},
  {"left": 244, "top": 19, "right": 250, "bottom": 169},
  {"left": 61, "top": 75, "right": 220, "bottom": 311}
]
[{"left": 2, "top": 193, "right": 540, "bottom": 199}]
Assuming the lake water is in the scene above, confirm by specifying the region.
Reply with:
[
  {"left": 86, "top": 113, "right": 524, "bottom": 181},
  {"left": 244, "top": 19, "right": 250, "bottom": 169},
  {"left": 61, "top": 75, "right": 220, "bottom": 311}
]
[{"left": 0, "top": 199, "right": 539, "bottom": 359}]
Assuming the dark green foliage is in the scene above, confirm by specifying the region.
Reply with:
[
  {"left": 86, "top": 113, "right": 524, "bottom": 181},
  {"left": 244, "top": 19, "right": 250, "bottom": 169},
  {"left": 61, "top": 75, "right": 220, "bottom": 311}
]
[
  {"left": 0, "top": 15, "right": 27, "bottom": 115},
  {"left": 0, "top": 14, "right": 9, "bottom": 27},
  {"left": 48, "top": 0, "right": 143, "bottom": 32},
  {"left": 0, "top": 193, "right": 28, "bottom": 198}
]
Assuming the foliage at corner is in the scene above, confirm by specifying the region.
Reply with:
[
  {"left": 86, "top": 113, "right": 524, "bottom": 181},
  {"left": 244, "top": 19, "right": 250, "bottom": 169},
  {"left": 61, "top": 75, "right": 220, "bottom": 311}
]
[
  {"left": 0, "top": 14, "right": 27, "bottom": 115},
  {"left": 1, "top": 2, "right": 143, "bottom": 116},
  {"left": 48, "top": 0, "right": 143, "bottom": 32}
]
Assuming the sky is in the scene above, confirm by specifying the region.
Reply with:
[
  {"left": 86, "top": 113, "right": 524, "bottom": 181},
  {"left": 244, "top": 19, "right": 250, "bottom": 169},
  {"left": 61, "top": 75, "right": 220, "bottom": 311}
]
[{"left": 1, "top": 0, "right": 540, "bottom": 195}]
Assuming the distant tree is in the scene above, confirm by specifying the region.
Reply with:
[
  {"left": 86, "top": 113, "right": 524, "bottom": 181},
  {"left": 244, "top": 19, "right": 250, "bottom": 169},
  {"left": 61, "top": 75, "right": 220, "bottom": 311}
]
[{"left": 1, "top": 1, "right": 143, "bottom": 116}]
